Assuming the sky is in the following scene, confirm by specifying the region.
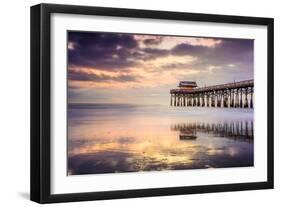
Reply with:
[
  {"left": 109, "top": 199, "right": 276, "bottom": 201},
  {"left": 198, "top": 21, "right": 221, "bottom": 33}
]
[{"left": 67, "top": 31, "right": 253, "bottom": 105}]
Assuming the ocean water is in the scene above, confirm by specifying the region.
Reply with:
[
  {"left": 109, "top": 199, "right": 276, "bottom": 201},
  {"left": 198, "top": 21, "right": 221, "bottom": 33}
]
[{"left": 67, "top": 104, "right": 254, "bottom": 175}]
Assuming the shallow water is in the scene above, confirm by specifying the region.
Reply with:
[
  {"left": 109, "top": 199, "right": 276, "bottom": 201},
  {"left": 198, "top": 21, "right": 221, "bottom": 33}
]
[{"left": 67, "top": 104, "right": 253, "bottom": 175}]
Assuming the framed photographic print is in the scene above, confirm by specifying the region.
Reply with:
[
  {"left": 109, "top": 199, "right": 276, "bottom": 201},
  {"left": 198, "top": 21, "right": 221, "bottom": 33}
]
[{"left": 30, "top": 3, "right": 274, "bottom": 203}]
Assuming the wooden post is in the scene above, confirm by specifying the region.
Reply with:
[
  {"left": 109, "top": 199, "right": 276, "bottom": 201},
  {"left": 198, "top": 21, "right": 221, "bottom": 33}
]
[
  {"left": 250, "top": 88, "right": 253, "bottom": 108},
  {"left": 215, "top": 93, "right": 218, "bottom": 107},
  {"left": 235, "top": 89, "right": 239, "bottom": 108},
  {"left": 211, "top": 92, "right": 215, "bottom": 107},
  {"left": 244, "top": 88, "right": 248, "bottom": 108},
  {"left": 230, "top": 89, "right": 234, "bottom": 107},
  {"left": 193, "top": 95, "right": 196, "bottom": 106},
  {"left": 217, "top": 92, "right": 221, "bottom": 107},
  {"left": 239, "top": 88, "right": 243, "bottom": 108},
  {"left": 214, "top": 93, "right": 217, "bottom": 107},
  {"left": 224, "top": 90, "right": 228, "bottom": 107},
  {"left": 179, "top": 95, "right": 182, "bottom": 107}
]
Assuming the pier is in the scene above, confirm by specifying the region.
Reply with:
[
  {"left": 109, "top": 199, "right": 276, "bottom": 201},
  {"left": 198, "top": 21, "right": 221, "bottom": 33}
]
[{"left": 170, "top": 80, "right": 254, "bottom": 108}]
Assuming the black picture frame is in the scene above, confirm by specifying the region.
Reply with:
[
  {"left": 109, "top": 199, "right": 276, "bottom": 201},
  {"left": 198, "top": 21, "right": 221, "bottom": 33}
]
[{"left": 30, "top": 3, "right": 274, "bottom": 204}]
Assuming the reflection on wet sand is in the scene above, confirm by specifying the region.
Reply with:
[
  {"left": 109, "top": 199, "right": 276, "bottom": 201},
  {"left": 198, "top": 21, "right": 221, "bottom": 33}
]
[
  {"left": 171, "top": 121, "right": 253, "bottom": 142},
  {"left": 68, "top": 115, "right": 254, "bottom": 175}
]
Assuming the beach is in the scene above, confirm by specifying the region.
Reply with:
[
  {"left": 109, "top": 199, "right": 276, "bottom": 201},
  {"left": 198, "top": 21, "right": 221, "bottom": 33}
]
[{"left": 68, "top": 103, "right": 254, "bottom": 175}]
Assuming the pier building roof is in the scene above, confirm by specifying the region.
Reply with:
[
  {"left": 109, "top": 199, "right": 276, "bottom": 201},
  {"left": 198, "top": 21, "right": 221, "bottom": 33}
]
[{"left": 179, "top": 81, "right": 197, "bottom": 88}]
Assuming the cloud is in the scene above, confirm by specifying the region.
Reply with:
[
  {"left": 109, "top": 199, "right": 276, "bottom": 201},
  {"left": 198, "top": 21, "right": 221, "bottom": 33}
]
[
  {"left": 143, "top": 37, "right": 163, "bottom": 46},
  {"left": 68, "top": 68, "right": 138, "bottom": 82},
  {"left": 68, "top": 32, "right": 139, "bottom": 70},
  {"left": 184, "top": 37, "right": 222, "bottom": 48},
  {"left": 145, "top": 36, "right": 223, "bottom": 50},
  {"left": 134, "top": 35, "right": 163, "bottom": 48},
  {"left": 68, "top": 32, "right": 225, "bottom": 72},
  {"left": 171, "top": 43, "right": 208, "bottom": 56},
  {"left": 68, "top": 31, "right": 253, "bottom": 92}
]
